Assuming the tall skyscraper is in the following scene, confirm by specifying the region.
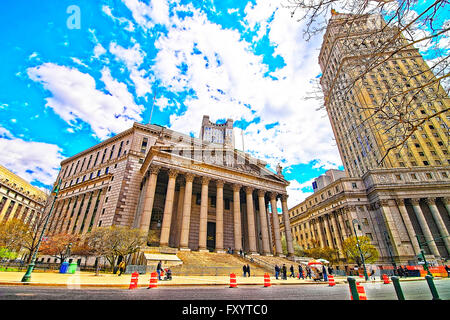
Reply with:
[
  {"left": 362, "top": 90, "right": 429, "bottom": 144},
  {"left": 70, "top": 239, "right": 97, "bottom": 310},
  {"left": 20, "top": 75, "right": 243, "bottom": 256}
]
[{"left": 319, "top": 11, "right": 449, "bottom": 178}]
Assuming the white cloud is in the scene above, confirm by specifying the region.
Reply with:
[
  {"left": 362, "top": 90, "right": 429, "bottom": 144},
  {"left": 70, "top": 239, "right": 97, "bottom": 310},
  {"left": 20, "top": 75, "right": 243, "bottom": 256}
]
[
  {"left": 27, "top": 63, "right": 144, "bottom": 140},
  {"left": 286, "top": 178, "right": 315, "bottom": 208},
  {"left": 109, "top": 42, "right": 152, "bottom": 97},
  {"left": 151, "top": 3, "right": 341, "bottom": 171},
  {"left": 121, "top": 0, "right": 171, "bottom": 30},
  {"left": 93, "top": 43, "right": 107, "bottom": 59},
  {"left": 71, "top": 57, "right": 89, "bottom": 68},
  {"left": 102, "top": 5, "right": 135, "bottom": 32},
  {"left": 0, "top": 127, "right": 64, "bottom": 186}
]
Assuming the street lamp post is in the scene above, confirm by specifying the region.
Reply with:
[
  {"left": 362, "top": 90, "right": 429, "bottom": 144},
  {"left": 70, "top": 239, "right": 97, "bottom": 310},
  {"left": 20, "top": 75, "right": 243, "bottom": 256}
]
[
  {"left": 21, "top": 179, "right": 62, "bottom": 283},
  {"left": 384, "top": 231, "right": 397, "bottom": 275},
  {"left": 414, "top": 234, "right": 450, "bottom": 278},
  {"left": 352, "top": 219, "right": 368, "bottom": 281},
  {"left": 64, "top": 242, "right": 72, "bottom": 263}
]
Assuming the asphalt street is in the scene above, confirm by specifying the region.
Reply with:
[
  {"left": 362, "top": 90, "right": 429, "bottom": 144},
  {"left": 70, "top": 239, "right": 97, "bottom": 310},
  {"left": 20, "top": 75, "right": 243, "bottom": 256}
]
[{"left": 0, "top": 279, "right": 449, "bottom": 300}]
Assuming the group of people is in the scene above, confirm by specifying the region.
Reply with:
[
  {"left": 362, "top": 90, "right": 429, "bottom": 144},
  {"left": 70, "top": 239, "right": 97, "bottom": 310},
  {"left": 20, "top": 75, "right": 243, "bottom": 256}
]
[
  {"left": 242, "top": 264, "right": 251, "bottom": 277},
  {"left": 273, "top": 264, "right": 332, "bottom": 281},
  {"left": 395, "top": 265, "right": 409, "bottom": 278}
]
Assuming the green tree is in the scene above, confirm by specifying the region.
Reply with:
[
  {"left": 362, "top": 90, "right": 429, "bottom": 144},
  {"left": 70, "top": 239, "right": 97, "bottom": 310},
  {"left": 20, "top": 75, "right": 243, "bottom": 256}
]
[
  {"left": 0, "top": 219, "right": 29, "bottom": 253},
  {"left": 342, "top": 236, "right": 379, "bottom": 265}
]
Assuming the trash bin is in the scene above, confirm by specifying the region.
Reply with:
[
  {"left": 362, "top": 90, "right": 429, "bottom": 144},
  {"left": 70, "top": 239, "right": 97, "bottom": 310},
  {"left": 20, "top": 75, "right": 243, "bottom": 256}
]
[
  {"left": 59, "top": 261, "right": 69, "bottom": 274},
  {"left": 68, "top": 262, "right": 78, "bottom": 274}
]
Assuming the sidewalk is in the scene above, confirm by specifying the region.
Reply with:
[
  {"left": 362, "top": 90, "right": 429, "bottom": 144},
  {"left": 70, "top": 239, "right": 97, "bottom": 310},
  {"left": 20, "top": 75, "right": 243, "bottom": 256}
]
[{"left": 0, "top": 271, "right": 443, "bottom": 288}]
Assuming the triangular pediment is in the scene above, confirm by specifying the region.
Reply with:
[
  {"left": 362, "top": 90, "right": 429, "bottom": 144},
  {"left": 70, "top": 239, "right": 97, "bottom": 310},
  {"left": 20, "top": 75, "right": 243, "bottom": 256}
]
[{"left": 147, "top": 144, "right": 288, "bottom": 185}]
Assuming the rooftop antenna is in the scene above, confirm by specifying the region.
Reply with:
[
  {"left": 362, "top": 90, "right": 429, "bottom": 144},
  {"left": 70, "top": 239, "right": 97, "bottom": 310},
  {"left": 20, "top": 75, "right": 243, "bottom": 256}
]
[{"left": 148, "top": 94, "right": 156, "bottom": 125}]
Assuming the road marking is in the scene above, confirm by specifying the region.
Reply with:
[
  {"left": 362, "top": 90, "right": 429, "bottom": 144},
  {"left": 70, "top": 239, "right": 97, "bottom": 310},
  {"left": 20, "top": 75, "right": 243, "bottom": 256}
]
[{"left": 15, "top": 293, "right": 35, "bottom": 296}]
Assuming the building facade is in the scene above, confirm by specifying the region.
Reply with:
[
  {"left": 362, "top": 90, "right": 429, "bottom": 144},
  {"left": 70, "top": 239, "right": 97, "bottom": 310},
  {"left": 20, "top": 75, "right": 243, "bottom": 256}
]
[
  {"left": 282, "top": 11, "right": 450, "bottom": 267},
  {"left": 285, "top": 168, "right": 450, "bottom": 266},
  {"left": 47, "top": 117, "right": 295, "bottom": 257},
  {"left": 0, "top": 164, "right": 47, "bottom": 225},
  {"left": 319, "top": 11, "right": 449, "bottom": 178}
]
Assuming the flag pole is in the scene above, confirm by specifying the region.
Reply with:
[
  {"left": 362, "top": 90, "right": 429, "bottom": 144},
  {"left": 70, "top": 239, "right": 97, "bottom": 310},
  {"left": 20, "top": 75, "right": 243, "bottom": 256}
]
[{"left": 149, "top": 94, "right": 156, "bottom": 125}]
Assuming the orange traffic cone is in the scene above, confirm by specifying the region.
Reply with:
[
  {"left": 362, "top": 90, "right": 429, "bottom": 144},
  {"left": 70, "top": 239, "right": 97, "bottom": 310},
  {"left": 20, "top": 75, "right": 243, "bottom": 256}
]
[
  {"left": 264, "top": 273, "right": 271, "bottom": 287},
  {"left": 148, "top": 271, "right": 158, "bottom": 289},
  {"left": 328, "top": 275, "right": 335, "bottom": 287},
  {"left": 356, "top": 282, "right": 367, "bottom": 300},
  {"left": 229, "top": 273, "right": 237, "bottom": 288},
  {"left": 129, "top": 272, "right": 139, "bottom": 290}
]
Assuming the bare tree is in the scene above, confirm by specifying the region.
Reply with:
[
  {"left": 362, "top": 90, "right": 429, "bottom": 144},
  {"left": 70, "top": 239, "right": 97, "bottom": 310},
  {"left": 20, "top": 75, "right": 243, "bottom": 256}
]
[
  {"left": 85, "top": 226, "right": 145, "bottom": 273},
  {"left": 39, "top": 232, "right": 80, "bottom": 265},
  {"left": 285, "top": 0, "right": 449, "bottom": 164}
]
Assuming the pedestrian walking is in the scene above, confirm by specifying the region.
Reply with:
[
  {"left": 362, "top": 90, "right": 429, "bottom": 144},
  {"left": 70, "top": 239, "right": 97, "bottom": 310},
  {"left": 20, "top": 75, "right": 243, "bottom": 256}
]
[
  {"left": 370, "top": 268, "right": 376, "bottom": 280},
  {"left": 298, "top": 265, "right": 304, "bottom": 279},
  {"left": 118, "top": 260, "right": 126, "bottom": 276},
  {"left": 243, "top": 264, "right": 247, "bottom": 277},
  {"left": 247, "top": 264, "right": 251, "bottom": 277},
  {"left": 282, "top": 264, "right": 287, "bottom": 280},
  {"left": 322, "top": 265, "right": 328, "bottom": 282},
  {"left": 156, "top": 260, "right": 163, "bottom": 280},
  {"left": 445, "top": 265, "right": 450, "bottom": 278},
  {"left": 397, "top": 266, "right": 404, "bottom": 278},
  {"left": 275, "top": 264, "right": 280, "bottom": 280},
  {"left": 289, "top": 265, "right": 295, "bottom": 278},
  {"left": 239, "top": 249, "right": 243, "bottom": 257},
  {"left": 306, "top": 266, "right": 312, "bottom": 279},
  {"left": 328, "top": 266, "right": 333, "bottom": 275}
]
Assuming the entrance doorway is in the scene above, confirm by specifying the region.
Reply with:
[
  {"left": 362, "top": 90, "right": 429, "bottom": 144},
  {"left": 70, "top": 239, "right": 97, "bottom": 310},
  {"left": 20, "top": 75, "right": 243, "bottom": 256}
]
[{"left": 207, "top": 222, "right": 216, "bottom": 252}]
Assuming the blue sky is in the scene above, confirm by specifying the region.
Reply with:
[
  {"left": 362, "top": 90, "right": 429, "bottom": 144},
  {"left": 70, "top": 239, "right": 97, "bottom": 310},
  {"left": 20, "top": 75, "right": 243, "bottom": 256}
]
[{"left": 0, "top": 0, "right": 446, "bottom": 207}]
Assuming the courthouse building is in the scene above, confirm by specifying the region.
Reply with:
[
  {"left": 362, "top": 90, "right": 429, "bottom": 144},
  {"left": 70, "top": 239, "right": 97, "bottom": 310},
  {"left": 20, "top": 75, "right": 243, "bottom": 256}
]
[
  {"left": 48, "top": 116, "right": 295, "bottom": 258},
  {"left": 0, "top": 164, "right": 47, "bottom": 225},
  {"left": 281, "top": 11, "right": 450, "bottom": 267}
]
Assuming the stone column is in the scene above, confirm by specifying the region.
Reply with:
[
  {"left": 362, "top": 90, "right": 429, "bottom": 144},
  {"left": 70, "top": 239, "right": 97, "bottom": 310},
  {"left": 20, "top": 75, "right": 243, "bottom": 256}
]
[
  {"left": 139, "top": 166, "right": 160, "bottom": 234},
  {"left": 68, "top": 194, "right": 85, "bottom": 234},
  {"left": 265, "top": 201, "right": 274, "bottom": 254},
  {"left": 281, "top": 194, "right": 294, "bottom": 257},
  {"left": 378, "top": 200, "right": 403, "bottom": 256},
  {"left": 245, "top": 187, "right": 257, "bottom": 254},
  {"left": 49, "top": 200, "right": 64, "bottom": 234},
  {"left": 92, "top": 187, "right": 107, "bottom": 229},
  {"left": 198, "top": 177, "right": 210, "bottom": 252},
  {"left": 179, "top": 173, "right": 194, "bottom": 250},
  {"left": 396, "top": 199, "right": 421, "bottom": 255},
  {"left": 257, "top": 190, "right": 271, "bottom": 255},
  {"left": 74, "top": 192, "right": 93, "bottom": 234},
  {"left": 0, "top": 199, "right": 11, "bottom": 221},
  {"left": 81, "top": 190, "right": 101, "bottom": 235},
  {"left": 215, "top": 180, "right": 224, "bottom": 253},
  {"left": 59, "top": 198, "right": 75, "bottom": 233},
  {"left": 329, "top": 213, "right": 343, "bottom": 253},
  {"left": 315, "top": 218, "right": 325, "bottom": 248},
  {"left": 410, "top": 198, "right": 440, "bottom": 257},
  {"left": 232, "top": 184, "right": 242, "bottom": 252},
  {"left": 425, "top": 198, "right": 450, "bottom": 255},
  {"left": 175, "top": 183, "right": 185, "bottom": 247},
  {"left": 270, "top": 193, "right": 283, "bottom": 256},
  {"left": 442, "top": 197, "right": 450, "bottom": 218},
  {"left": 322, "top": 214, "right": 334, "bottom": 249},
  {"left": 160, "top": 169, "right": 178, "bottom": 247}
]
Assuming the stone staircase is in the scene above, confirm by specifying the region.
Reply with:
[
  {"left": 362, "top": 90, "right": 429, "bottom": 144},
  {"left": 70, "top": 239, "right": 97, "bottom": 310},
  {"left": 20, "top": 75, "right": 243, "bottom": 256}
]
[{"left": 170, "top": 251, "right": 268, "bottom": 276}]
